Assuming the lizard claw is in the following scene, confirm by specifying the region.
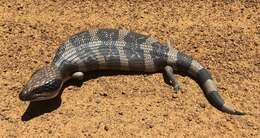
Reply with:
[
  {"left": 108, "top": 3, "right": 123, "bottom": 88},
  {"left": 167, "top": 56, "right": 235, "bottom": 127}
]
[
  {"left": 164, "top": 66, "right": 180, "bottom": 94},
  {"left": 173, "top": 81, "right": 180, "bottom": 94}
]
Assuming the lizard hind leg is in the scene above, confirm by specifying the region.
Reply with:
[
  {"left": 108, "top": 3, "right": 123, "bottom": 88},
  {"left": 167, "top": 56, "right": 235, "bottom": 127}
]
[{"left": 163, "top": 65, "right": 180, "bottom": 94}]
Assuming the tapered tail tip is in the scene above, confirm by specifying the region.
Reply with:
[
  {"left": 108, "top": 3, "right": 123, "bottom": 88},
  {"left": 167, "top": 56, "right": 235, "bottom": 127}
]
[
  {"left": 222, "top": 103, "right": 246, "bottom": 115},
  {"left": 233, "top": 110, "right": 246, "bottom": 115}
]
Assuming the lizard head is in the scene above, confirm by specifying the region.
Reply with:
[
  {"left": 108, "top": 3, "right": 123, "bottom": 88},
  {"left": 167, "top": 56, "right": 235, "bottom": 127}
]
[{"left": 19, "top": 65, "right": 64, "bottom": 102}]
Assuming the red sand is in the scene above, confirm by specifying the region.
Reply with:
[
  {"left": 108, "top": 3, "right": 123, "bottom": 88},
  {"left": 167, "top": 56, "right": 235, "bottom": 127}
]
[{"left": 0, "top": 1, "right": 259, "bottom": 137}]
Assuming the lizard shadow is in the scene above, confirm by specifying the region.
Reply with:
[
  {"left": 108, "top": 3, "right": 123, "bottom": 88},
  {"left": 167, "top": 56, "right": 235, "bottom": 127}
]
[{"left": 21, "top": 70, "right": 155, "bottom": 121}]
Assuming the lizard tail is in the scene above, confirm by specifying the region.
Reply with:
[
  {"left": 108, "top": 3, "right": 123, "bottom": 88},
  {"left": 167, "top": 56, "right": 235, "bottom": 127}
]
[{"left": 174, "top": 52, "right": 245, "bottom": 115}]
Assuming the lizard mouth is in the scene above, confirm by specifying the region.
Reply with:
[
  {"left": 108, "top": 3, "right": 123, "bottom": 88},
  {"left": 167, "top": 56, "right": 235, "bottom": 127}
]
[{"left": 19, "top": 92, "right": 57, "bottom": 102}]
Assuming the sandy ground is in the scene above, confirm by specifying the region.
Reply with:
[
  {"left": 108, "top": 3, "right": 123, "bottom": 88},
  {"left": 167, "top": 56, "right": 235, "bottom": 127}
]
[{"left": 0, "top": 0, "right": 259, "bottom": 137}]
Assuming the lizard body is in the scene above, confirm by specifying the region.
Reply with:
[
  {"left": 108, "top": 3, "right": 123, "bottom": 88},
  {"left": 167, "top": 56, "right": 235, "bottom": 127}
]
[{"left": 19, "top": 28, "right": 244, "bottom": 115}]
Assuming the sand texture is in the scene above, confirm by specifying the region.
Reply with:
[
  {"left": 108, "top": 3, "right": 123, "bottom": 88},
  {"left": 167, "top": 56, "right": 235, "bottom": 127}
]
[{"left": 0, "top": 0, "right": 259, "bottom": 137}]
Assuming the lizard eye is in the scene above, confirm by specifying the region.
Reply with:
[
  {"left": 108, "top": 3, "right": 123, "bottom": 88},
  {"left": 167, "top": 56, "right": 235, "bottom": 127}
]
[
  {"left": 35, "top": 79, "right": 63, "bottom": 93},
  {"left": 34, "top": 80, "right": 62, "bottom": 94}
]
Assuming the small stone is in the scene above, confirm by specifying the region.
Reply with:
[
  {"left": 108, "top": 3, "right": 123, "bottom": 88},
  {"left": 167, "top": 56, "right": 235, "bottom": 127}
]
[
  {"left": 187, "top": 116, "right": 193, "bottom": 121},
  {"left": 99, "top": 92, "right": 108, "bottom": 97},
  {"left": 163, "top": 113, "right": 168, "bottom": 117},
  {"left": 146, "top": 123, "right": 153, "bottom": 129},
  {"left": 199, "top": 103, "right": 206, "bottom": 108},
  {"left": 95, "top": 99, "right": 101, "bottom": 104},
  {"left": 104, "top": 126, "right": 109, "bottom": 131}
]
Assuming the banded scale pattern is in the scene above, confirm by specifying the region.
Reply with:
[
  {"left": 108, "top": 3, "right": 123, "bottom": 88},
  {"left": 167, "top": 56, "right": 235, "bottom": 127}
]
[
  {"left": 19, "top": 28, "right": 245, "bottom": 115},
  {"left": 53, "top": 29, "right": 174, "bottom": 75}
]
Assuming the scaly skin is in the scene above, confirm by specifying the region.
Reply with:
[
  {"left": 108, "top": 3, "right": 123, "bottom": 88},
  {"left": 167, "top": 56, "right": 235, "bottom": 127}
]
[{"left": 19, "top": 28, "right": 245, "bottom": 115}]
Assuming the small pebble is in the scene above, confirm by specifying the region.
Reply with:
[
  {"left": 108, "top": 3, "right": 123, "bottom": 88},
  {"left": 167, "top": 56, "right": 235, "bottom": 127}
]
[
  {"left": 104, "top": 126, "right": 109, "bottom": 131},
  {"left": 199, "top": 103, "right": 207, "bottom": 108},
  {"left": 118, "top": 112, "right": 123, "bottom": 115},
  {"left": 95, "top": 99, "right": 101, "bottom": 104},
  {"left": 99, "top": 92, "right": 108, "bottom": 97}
]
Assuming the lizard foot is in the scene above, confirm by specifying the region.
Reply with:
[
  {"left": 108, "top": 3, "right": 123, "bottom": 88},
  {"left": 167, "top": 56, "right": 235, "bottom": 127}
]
[{"left": 163, "top": 66, "right": 180, "bottom": 94}]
